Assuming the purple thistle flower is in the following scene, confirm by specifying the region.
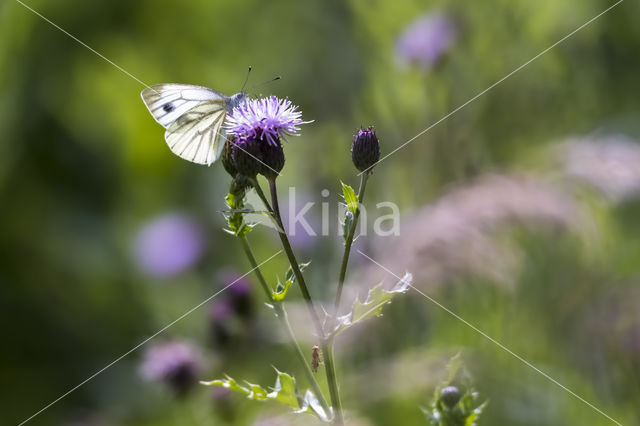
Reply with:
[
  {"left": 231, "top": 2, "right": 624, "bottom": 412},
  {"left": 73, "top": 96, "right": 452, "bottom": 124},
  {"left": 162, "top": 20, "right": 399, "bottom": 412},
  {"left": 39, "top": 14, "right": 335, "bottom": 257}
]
[
  {"left": 140, "top": 340, "right": 204, "bottom": 393},
  {"left": 133, "top": 213, "right": 205, "bottom": 278},
  {"left": 226, "top": 96, "right": 309, "bottom": 146},
  {"left": 396, "top": 12, "right": 456, "bottom": 69}
]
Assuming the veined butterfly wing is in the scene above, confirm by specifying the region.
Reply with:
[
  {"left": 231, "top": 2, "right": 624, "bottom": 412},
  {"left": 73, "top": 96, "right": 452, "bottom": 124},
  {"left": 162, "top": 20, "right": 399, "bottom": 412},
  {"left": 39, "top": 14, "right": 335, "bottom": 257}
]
[
  {"left": 165, "top": 100, "right": 228, "bottom": 165},
  {"left": 141, "top": 84, "right": 232, "bottom": 165},
  {"left": 141, "top": 83, "right": 227, "bottom": 127}
]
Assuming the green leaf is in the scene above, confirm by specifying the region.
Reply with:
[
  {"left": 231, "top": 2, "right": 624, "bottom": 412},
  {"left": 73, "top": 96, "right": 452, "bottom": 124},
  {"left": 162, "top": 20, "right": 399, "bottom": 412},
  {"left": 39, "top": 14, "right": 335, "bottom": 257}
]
[
  {"left": 330, "top": 272, "right": 412, "bottom": 337},
  {"left": 201, "top": 369, "right": 330, "bottom": 422},
  {"left": 268, "top": 369, "right": 299, "bottom": 407},
  {"left": 464, "top": 401, "right": 488, "bottom": 426},
  {"left": 273, "top": 262, "right": 311, "bottom": 301},
  {"left": 341, "top": 181, "right": 358, "bottom": 214}
]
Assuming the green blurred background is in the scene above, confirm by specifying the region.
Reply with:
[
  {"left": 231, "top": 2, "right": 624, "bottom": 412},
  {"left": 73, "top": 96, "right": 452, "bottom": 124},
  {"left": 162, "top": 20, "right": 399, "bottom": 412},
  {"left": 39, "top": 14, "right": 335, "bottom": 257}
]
[{"left": 2, "top": 0, "right": 640, "bottom": 424}]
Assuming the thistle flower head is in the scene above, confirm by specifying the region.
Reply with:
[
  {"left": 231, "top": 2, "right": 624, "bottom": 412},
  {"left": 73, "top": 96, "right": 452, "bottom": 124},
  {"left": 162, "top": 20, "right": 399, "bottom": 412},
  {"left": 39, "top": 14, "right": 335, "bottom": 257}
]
[
  {"left": 226, "top": 96, "right": 308, "bottom": 146},
  {"left": 225, "top": 96, "right": 309, "bottom": 179}
]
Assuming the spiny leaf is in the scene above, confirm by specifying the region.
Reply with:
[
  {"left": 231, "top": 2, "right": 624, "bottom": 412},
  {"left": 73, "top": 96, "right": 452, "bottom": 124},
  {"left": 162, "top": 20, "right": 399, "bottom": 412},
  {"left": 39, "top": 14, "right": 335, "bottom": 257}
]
[
  {"left": 201, "top": 369, "right": 330, "bottom": 422},
  {"left": 341, "top": 181, "right": 358, "bottom": 214},
  {"left": 273, "top": 262, "right": 311, "bottom": 301},
  {"left": 268, "top": 369, "right": 299, "bottom": 407},
  {"left": 225, "top": 192, "right": 244, "bottom": 235},
  {"left": 330, "top": 272, "right": 412, "bottom": 337}
]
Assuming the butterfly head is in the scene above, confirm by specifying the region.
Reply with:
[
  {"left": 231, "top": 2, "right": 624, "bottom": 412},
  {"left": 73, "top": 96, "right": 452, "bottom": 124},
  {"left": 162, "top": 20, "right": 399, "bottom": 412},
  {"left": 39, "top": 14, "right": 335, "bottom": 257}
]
[{"left": 228, "top": 92, "right": 248, "bottom": 112}]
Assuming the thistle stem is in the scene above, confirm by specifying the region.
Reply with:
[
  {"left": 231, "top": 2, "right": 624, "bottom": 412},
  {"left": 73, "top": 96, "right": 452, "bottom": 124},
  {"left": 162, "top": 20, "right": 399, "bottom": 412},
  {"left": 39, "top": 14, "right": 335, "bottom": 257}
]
[
  {"left": 333, "top": 172, "right": 370, "bottom": 315},
  {"left": 237, "top": 234, "right": 331, "bottom": 416},
  {"left": 238, "top": 235, "right": 273, "bottom": 300},
  {"left": 321, "top": 339, "right": 343, "bottom": 425}
]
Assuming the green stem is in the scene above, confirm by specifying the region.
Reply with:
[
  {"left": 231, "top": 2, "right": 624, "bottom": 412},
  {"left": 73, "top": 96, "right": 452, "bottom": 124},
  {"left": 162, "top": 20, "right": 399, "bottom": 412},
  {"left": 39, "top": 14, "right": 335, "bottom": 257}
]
[
  {"left": 238, "top": 234, "right": 331, "bottom": 416},
  {"left": 238, "top": 235, "right": 273, "bottom": 300},
  {"left": 321, "top": 339, "right": 343, "bottom": 425},
  {"left": 333, "top": 172, "right": 370, "bottom": 315},
  {"left": 250, "top": 177, "right": 271, "bottom": 212}
]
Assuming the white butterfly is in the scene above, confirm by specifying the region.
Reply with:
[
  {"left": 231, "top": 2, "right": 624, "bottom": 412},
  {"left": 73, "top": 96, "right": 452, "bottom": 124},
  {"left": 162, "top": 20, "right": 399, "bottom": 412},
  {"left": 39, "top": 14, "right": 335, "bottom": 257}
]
[{"left": 141, "top": 84, "right": 247, "bottom": 165}]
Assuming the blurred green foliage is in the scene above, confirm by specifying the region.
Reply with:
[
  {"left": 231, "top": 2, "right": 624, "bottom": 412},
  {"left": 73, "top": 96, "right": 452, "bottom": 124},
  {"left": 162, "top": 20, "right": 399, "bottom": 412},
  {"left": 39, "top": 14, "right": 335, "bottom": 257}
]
[{"left": 1, "top": 0, "right": 640, "bottom": 425}]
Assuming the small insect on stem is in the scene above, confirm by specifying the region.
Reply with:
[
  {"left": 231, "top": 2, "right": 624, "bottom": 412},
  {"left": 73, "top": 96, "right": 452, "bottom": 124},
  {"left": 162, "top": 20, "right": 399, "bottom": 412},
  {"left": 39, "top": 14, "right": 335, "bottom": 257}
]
[{"left": 311, "top": 345, "right": 323, "bottom": 373}]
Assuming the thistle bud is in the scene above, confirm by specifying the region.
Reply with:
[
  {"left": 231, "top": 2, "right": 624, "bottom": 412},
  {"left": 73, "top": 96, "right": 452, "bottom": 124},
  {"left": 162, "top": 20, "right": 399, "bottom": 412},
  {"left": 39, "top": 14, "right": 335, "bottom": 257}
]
[
  {"left": 351, "top": 126, "right": 380, "bottom": 172},
  {"left": 230, "top": 136, "right": 285, "bottom": 180},
  {"left": 439, "top": 385, "right": 462, "bottom": 408},
  {"left": 230, "top": 137, "right": 261, "bottom": 178}
]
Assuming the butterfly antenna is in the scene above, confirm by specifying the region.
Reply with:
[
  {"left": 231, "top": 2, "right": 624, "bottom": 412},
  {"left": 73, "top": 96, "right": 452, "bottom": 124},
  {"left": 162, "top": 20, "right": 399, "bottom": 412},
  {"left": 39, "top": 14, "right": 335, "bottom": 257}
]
[
  {"left": 241, "top": 66, "right": 252, "bottom": 92},
  {"left": 247, "top": 76, "right": 281, "bottom": 92}
]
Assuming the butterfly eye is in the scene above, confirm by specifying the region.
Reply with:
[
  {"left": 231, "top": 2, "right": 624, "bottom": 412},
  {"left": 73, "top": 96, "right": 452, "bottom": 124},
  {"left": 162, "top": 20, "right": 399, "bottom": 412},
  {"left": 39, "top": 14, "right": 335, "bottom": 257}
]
[{"left": 163, "top": 103, "right": 175, "bottom": 113}]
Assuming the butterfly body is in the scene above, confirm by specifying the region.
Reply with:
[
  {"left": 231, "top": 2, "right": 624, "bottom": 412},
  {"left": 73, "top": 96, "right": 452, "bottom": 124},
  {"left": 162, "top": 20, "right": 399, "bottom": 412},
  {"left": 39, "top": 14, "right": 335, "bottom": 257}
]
[{"left": 141, "top": 84, "right": 247, "bottom": 166}]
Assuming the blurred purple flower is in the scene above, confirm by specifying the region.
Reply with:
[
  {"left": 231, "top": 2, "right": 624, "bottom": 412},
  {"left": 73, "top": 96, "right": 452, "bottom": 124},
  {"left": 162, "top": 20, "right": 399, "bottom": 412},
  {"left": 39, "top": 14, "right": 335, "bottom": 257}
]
[
  {"left": 209, "top": 300, "right": 234, "bottom": 346},
  {"left": 209, "top": 269, "right": 256, "bottom": 345},
  {"left": 210, "top": 300, "right": 233, "bottom": 321},
  {"left": 396, "top": 12, "right": 456, "bottom": 69},
  {"left": 133, "top": 213, "right": 205, "bottom": 278},
  {"left": 140, "top": 340, "right": 204, "bottom": 393},
  {"left": 217, "top": 268, "right": 253, "bottom": 318}
]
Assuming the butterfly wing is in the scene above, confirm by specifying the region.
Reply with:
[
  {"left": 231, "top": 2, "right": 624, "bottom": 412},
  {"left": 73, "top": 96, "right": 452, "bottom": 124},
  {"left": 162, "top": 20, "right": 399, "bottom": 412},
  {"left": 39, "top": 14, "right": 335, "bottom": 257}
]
[
  {"left": 141, "top": 84, "right": 231, "bottom": 165},
  {"left": 141, "top": 83, "right": 227, "bottom": 128},
  {"left": 164, "top": 100, "right": 228, "bottom": 165}
]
